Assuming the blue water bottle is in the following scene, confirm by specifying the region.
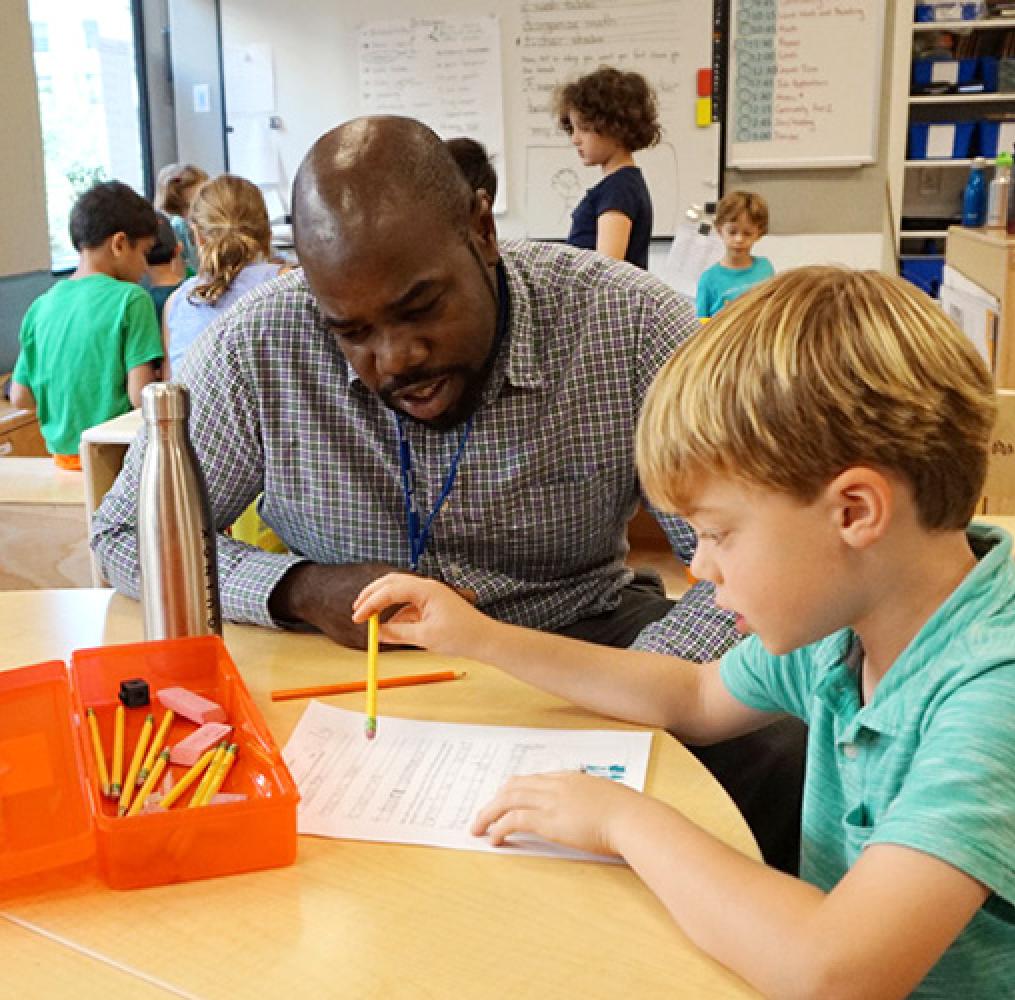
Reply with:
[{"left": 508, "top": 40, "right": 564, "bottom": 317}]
[{"left": 962, "top": 156, "right": 988, "bottom": 228}]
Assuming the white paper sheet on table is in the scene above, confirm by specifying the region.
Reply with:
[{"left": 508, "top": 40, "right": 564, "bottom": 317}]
[{"left": 282, "top": 701, "right": 652, "bottom": 863}]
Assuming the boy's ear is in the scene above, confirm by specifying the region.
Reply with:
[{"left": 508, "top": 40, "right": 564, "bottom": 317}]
[
  {"left": 824, "top": 466, "right": 893, "bottom": 550},
  {"left": 108, "top": 231, "right": 130, "bottom": 257}
]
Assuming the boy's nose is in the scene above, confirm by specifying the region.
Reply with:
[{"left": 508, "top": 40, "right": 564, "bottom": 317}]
[{"left": 375, "top": 330, "right": 429, "bottom": 379}]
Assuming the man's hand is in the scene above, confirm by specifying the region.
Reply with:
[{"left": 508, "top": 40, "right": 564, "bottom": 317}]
[{"left": 269, "top": 561, "right": 401, "bottom": 649}]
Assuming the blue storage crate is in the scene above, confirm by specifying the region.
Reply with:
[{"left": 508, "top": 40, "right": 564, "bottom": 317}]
[
  {"left": 977, "top": 120, "right": 1015, "bottom": 158},
  {"left": 907, "top": 121, "right": 976, "bottom": 159},
  {"left": 900, "top": 256, "right": 945, "bottom": 299},
  {"left": 980, "top": 57, "right": 1015, "bottom": 94},
  {"left": 912, "top": 58, "right": 977, "bottom": 90},
  {"left": 914, "top": 2, "right": 985, "bottom": 20}
]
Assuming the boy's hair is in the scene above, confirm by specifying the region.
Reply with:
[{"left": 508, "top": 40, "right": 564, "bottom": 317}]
[
  {"left": 146, "top": 211, "right": 179, "bottom": 266},
  {"left": 637, "top": 267, "right": 996, "bottom": 531},
  {"left": 155, "top": 162, "right": 209, "bottom": 216},
  {"left": 445, "top": 137, "right": 498, "bottom": 202},
  {"left": 715, "top": 190, "right": 769, "bottom": 234},
  {"left": 68, "top": 181, "right": 158, "bottom": 252},
  {"left": 188, "top": 174, "right": 271, "bottom": 305},
  {"left": 553, "top": 66, "right": 661, "bottom": 152}
]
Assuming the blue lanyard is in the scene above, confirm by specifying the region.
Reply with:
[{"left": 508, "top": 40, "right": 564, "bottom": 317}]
[
  {"left": 394, "top": 260, "right": 509, "bottom": 571},
  {"left": 396, "top": 414, "right": 473, "bottom": 570}
]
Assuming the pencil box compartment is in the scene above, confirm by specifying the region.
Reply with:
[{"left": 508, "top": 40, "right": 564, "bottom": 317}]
[{"left": 0, "top": 636, "right": 299, "bottom": 893}]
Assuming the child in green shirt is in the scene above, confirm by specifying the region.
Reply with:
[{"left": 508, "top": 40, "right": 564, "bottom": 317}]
[
  {"left": 354, "top": 267, "right": 1015, "bottom": 999},
  {"left": 11, "top": 181, "right": 164, "bottom": 465}
]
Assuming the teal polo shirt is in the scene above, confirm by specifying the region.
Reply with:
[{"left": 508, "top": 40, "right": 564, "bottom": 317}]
[{"left": 721, "top": 523, "right": 1015, "bottom": 998}]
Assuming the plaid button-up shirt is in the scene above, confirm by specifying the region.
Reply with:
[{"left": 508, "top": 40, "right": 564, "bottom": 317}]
[{"left": 92, "top": 240, "right": 737, "bottom": 660}]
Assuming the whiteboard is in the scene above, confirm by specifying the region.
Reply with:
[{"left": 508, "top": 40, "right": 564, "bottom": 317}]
[
  {"left": 516, "top": 0, "right": 717, "bottom": 239},
  {"left": 726, "top": 0, "right": 885, "bottom": 170},
  {"left": 353, "top": 1, "right": 719, "bottom": 239},
  {"left": 358, "top": 16, "right": 508, "bottom": 214}
]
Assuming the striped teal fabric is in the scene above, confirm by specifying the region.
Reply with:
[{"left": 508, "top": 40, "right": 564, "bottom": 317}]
[{"left": 721, "top": 524, "right": 1015, "bottom": 998}]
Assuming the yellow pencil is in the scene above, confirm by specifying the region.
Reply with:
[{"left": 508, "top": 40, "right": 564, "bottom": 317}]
[
  {"left": 118, "top": 712, "right": 154, "bottom": 816},
  {"left": 365, "top": 612, "right": 379, "bottom": 740},
  {"left": 85, "top": 708, "right": 111, "bottom": 798},
  {"left": 187, "top": 742, "right": 229, "bottom": 809},
  {"left": 126, "top": 749, "right": 170, "bottom": 818},
  {"left": 110, "top": 704, "right": 125, "bottom": 798},
  {"left": 138, "top": 709, "right": 174, "bottom": 786},
  {"left": 158, "top": 746, "right": 217, "bottom": 810},
  {"left": 195, "top": 743, "right": 238, "bottom": 806}
]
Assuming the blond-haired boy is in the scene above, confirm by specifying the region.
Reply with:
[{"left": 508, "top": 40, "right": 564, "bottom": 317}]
[
  {"left": 354, "top": 267, "right": 1014, "bottom": 999},
  {"left": 696, "top": 190, "right": 773, "bottom": 319}
]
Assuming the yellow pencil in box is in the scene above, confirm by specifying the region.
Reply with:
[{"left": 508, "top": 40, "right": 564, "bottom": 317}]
[
  {"left": 197, "top": 743, "right": 238, "bottom": 806},
  {"left": 127, "top": 749, "right": 170, "bottom": 818},
  {"left": 119, "top": 712, "right": 153, "bottom": 815},
  {"left": 188, "top": 742, "right": 229, "bottom": 809},
  {"left": 158, "top": 745, "right": 217, "bottom": 810},
  {"left": 138, "top": 709, "right": 174, "bottom": 786},
  {"left": 85, "top": 707, "right": 111, "bottom": 798}
]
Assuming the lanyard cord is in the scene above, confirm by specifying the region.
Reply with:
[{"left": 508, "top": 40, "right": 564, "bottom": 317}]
[
  {"left": 396, "top": 414, "right": 473, "bottom": 570},
  {"left": 394, "top": 259, "right": 509, "bottom": 571}
]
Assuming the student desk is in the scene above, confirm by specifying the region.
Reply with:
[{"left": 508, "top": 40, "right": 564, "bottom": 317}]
[{"left": 0, "top": 589, "right": 762, "bottom": 1000}]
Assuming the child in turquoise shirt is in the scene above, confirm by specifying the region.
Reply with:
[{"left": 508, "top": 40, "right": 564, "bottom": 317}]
[
  {"left": 696, "top": 190, "right": 774, "bottom": 319},
  {"left": 354, "top": 267, "right": 1014, "bottom": 999},
  {"left": 11, "top": 181, "right": 163, "bottom": 465}
]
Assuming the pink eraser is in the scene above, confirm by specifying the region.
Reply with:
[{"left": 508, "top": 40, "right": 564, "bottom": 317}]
[
  {"left": 170, "top": 722, "right": 232, "bottom": 766},
  {"left": 157, "top": 686, "right": 227, "bottom": 725}
]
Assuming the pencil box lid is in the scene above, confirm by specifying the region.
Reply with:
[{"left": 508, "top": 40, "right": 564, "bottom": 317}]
[{"left": 0, "top": 659, "right": 97, "bottom": 889}]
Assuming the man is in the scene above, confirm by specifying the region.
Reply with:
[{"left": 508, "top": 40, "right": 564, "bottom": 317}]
[{"left": 92, "top": 117, "right": 803, "bottom": 869}]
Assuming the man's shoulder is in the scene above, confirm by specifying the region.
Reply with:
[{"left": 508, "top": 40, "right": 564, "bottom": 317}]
[
  {"left": 502, "top": 239, "right": 686, "bottom": 309},
  {"left": 205, "top": 268, "right": 317, "bottom": 340}
]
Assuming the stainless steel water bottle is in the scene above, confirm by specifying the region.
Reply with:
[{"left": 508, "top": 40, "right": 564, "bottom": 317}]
[{"left": 137, "top": 383, "right": 222, "bottom": 639}]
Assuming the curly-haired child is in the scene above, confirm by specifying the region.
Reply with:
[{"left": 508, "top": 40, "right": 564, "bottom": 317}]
[{"left": 553, "top": 66, "right": 661, "bottom": 268}]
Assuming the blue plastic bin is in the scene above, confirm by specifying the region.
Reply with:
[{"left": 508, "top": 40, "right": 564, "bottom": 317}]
[
  {"left": 912, "top": 58, "right": 977, "bottom": 90},
  {"left": 907, "top": 121, "right": 976, "bottom": 159},
  {"left": 900, "top": 256, "right": 945, "bottom": 299},
  {"left": 914, "top": 2, "right": 984, "bottom": 20}
]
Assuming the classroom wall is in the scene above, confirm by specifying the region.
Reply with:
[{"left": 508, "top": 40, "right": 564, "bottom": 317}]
[
  {"left": 1, "top": 0, "right": 50, "bottom": 278},
  {"left": 723, "top": 0, "right": 900, "bottom": 272},
  {"left": 0, "top": 1, "right": 52, "bottom": 375}
]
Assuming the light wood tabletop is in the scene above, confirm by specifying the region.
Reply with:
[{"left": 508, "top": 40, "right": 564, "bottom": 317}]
[{"left": 0, "top": 589, "right": 761, "bottom": 1000}]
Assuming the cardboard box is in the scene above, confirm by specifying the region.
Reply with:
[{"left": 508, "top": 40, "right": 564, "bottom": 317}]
[{"left": 0, "top": 636, "right": 298, "bottom": 891}]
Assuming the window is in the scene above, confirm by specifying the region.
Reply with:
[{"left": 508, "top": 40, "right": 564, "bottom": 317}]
[{"left": 29, "top": 0, "right": 148, "bottom": 270}]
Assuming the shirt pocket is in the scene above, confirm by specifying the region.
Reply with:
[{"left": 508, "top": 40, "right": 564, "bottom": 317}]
[{"left": 841, "top": 802, "right": 876, "bottom": 865}]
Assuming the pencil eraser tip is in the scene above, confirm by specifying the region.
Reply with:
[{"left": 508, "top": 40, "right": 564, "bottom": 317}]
[{"left": 365, "top": 722, "right": 376, "bottom": 740}]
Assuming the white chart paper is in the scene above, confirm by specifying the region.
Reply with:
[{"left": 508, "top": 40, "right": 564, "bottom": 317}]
[{"left": 283, "top": 701, "right": 652, "bottom": 862}]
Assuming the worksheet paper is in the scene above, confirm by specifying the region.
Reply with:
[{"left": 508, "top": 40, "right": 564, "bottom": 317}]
[{"left": 282, "top": 701, "right": 652, "bottom": 862}]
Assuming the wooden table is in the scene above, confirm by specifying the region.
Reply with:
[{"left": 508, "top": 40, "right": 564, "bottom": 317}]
[{"left": 0, "top": 590, "right": 761, "bottom": 999}]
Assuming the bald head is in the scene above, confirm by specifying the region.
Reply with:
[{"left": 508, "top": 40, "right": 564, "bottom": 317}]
[{"left": 292, "top": 116, "right": 474, "bottom": 258}]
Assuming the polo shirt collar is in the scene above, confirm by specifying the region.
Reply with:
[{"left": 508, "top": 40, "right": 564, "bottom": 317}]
[{"left": 814, "top": 524, "right": 1012, "bottom": 741}]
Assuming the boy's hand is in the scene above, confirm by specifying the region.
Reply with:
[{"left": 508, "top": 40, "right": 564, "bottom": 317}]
[
  {"left": 352, "top": 573, "right": 489, "bottom": 658},
  {"left": 470, "top": 772, "right": 642, "bottom": 857}
]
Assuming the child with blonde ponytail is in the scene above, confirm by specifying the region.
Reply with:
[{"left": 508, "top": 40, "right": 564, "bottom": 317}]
[{"left": 163, "top": 174, "right": 282, "bottom": 375}]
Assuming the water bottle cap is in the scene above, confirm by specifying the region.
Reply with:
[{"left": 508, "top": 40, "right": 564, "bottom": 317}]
[{"left": 141, "top": 382, "right": 191, "bottom": 422}]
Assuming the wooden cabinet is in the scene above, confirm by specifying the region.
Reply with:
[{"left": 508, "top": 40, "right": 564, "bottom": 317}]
[
  {"left": 945, "top": 225, "right": 1015, "bottom": 386},
  {"left": 0, "top": 404, "right": 47, "bottom": 456}
]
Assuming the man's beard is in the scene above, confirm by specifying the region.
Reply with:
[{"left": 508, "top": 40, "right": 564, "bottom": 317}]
[{"left": 379, "top": 340, "right": 500, "bottom": 432}]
